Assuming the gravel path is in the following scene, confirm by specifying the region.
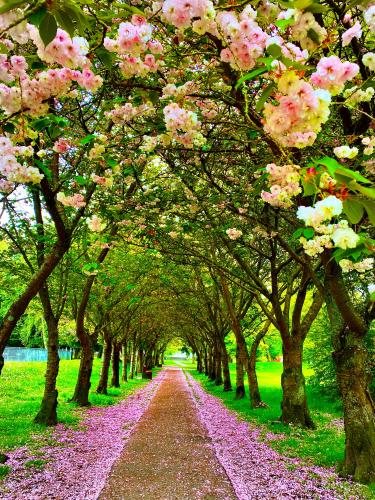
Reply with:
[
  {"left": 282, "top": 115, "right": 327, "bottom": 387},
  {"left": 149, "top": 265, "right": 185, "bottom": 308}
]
[{"left": 99, "top": 367, "right": 236, "bottom": 500}]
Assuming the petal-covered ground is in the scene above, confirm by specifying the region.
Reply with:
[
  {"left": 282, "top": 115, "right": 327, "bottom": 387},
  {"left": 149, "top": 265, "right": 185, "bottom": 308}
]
[
  {"left": 186, "top": 372, "right": 365, "bottom": 500},
  {"left": 0, "top": 371, "right": 166, "bottom": 500},
  {"left": 0, "top": 368, "right": 367, "bottom": 500}
]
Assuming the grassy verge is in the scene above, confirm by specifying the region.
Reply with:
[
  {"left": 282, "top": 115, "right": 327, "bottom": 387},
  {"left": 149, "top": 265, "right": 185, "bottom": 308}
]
[{"left": 0, "top": 359, "right": 154, "bottom": 453}]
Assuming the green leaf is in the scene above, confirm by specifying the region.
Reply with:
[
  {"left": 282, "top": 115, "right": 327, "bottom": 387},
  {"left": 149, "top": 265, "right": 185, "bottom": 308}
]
[
  {"left": 3, "top": 122, "right": 15, "bottom": 134},
  {"left": 256, "top": 82, "right": 275, "bottom": 111},
  {"left": 301, "top": 178, "right": 318, "bottom": 196},
  {"left": 266, "top": 44, "right": 282, "bottom": 59},
  {"left": 303, "top": 227, "right": 315, "bottom": 239},
  {"left": 235, "top": 67, "right": 268, "bottom": 89},
  {"left": 31, "top": 60, "right": 46, "bottom": 70},
  {"left": 0, "top": 42, "right": 9, "bottom": 53},
  {"left": 39, "top": 12, "right": 58, "bottom": 46},
  {"left": 80, "top": 134, "right": 95, "bottom": 145},
  {"left": 75, "top": 175, "right": 87, "bottom": 186},
  {"left": 315, "top": 157, "right": 370, "bottom": 184},
  {"left": 353, "top": 184, "right": 375, "bottom": 200},
  {"left": 28, "top": 6, "right": 47, "bottom": 27},
  {"left": 292, "top": 227, "right": 304, "bottom": 239},
  {"left": 32, "top": 117, "right": 51, "bottom": 131},
  {"left": 34, "top": 159, "right": 52, "bottom": 181},
  {"left": 0, "top": 0, "right": 26, "bottom": 14},
  {"left": 274, "top": 18, "right": 294, "bottom": 30},
  {"left": 305, "top": 3, "right": 328, "bottom": 13},
  {"left": 62, "top": 2, "right": 90, "bottom": 35},
  {"left": 335, "top": 167, "right": 370, "bottom": 185},
  {"left": 359, "top": 199, "right": 375, "bottom": 225},
  {"left": 96, "top": 47, "right": 115, "bottom": 69},
  {"left": 106, "top": 158, "right": 117, "bottom": 168},
  {"left": 307, "top": 28, "right": 320, "bottom": 44},
  {"left": 343, "top": 198, "right": 365, "bottom": 224},
  {"left": 54, "top": 10, "right": 75, "bottom": 37}
]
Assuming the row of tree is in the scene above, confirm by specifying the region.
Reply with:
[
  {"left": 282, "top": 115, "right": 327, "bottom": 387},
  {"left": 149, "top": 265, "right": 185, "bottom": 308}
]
[{"left": 0, "top": 0, "right": 373, "bottom": 484}]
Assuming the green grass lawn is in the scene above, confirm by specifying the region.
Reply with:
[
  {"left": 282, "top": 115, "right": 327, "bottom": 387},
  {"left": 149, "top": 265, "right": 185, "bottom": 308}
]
[{"left": 0, "top": 359, "right": 152, "bottom": 453}]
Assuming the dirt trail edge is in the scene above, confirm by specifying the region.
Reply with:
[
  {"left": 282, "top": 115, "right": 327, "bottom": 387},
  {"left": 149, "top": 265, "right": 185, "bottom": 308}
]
[{"left": 99, "top": 367, "right": 236, "bottom": 500}]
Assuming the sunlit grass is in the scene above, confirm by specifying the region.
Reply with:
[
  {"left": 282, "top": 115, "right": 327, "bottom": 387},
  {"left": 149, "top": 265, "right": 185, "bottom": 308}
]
[{"left": 0, "top": 359, "right": 152, "bottom": 452}]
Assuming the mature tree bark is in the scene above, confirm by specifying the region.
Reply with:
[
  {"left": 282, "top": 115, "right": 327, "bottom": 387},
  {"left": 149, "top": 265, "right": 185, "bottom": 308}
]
[
  {"left": 96, "top": 333, "right": 112, "bottom": 395},
  {"left": 33, "top": 191, "right": 67, "bottom": 426},
  {"left": 280, "top": 336, "right": 314, "bottom": 428},
  {"left": 235, "top": 344, "right": 245, "bottom": 399},
  {"left": 130, "top": 338, "right": 137, "bottom": 379},
  {"left": 221, "top": 342, "right": 232, "bottom": 391},
  {"left": 122, "top": 343, "right": 128, "bottom": 382},
  {"left": 215, "top": 341, "right": 223, "bottom": 386},
  {"left": 111, "top": 342, "right": 121, "bottom": 388},
  {"left": 247, "top": 321, "right": 270, "bottom": 408},
  {"left": 324, "top": 255, "right": 375, "bottom": 483},
  {"left": 204, "top": 347, "right": 209, "bottom": 376},
  {"left": 34, "top": 287, "right": 60, "bottom": 425}
]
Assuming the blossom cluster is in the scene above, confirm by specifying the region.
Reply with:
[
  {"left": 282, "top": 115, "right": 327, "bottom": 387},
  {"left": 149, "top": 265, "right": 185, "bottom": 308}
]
[
  {"left": 160, "top": 0, "right": 215, "bottom": 33},
  {"left": 87, "top": 215, "right": 105, "bottom": 232},
  {"left": 217, "top": 8, "right": 267, "bottom": 71},
  {"left": 364, "top": 4, "right": 375, "bottom": 32},
  {"left": 163, "top": 102, "right": 206, "bottom": 148},
  {"left": 264, "top": 74, "right": 332, "bottom": 148},
  {"left": 104, "top": 16, "right": 162, "bottom": 78},
  {"left": 333, "top": 145, "right": 358, "bottom": 159},
  {"left": 0, "top": 136, "right": 42, "bottom": 193},
  {"left": 280, "top": 9, "right": 327, "bottom": 51},
  {"left": 226, "top": 228, "right": 242, "bottom": 240},
  {"left": 105, "top": 102, "right": 152, "bottom": 124},
  {"left": 297, "top": 196, "right": 360, "bottom": 256},
  {"left": 343, "top": 85, "right": 374, "bottom": 106},
  {"left": 310, "top": 56, "right": 359, "bottom": 96},
  {"left": 28, "top": 26, "right": 90, "bottom": 69},
  {"left": 339, "top": 258, "right": 374, "bottom": 273},
  {"left": 261, "top": 163, "right": 301, "bottom": 208},
  {"left": 342, "top": 21, "right": 362, "bottom": 47},
  {"left": 56, "top": 192, "right": 86, "bottom": 209},
  {"left": 161, "top": 81, "right": 199, "bottom": 100},
  {"left": 0, "top": 66, "right": 102, "bottom": 117}
]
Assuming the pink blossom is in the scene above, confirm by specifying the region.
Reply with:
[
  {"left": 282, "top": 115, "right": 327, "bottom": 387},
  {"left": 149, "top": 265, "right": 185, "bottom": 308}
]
[{"left": 342, "top": 21, "right": 362, "bottom": 46}]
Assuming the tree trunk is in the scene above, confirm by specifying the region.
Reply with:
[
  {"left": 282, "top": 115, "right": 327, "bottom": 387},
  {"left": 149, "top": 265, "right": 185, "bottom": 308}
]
[
  {"left": 122, "top": 343, "right": 128, "bottom": 382},
  {"left": 34, "top": 287, "right": 60, "bottom": 426},
  {"left": 111, "top": 342, "right": 121, "bottom": 388},
  {"left": 247, "top": 322, "right": 270, "bottom": 408},
  {"left": 334, "top": 338, "right": 375, "bottom": 483},
  {"left": 96, "top": 337, "right": 112, "bottom": 394},
  {"left": 204, "top": 348, "right": 209, "bottom": 376},
  {"left": 221, "top": 343, "right": 232, "bottom": 391},
  {"left": 130, "top": 343, "right": 137, "bottom": 379},
  {"left": 197, "top": 351, "right": 203, "bottom": 373},
  {"left": 209, "top": 347, "right": 216, "bottom": 381},
  {"left": 215, "top": 344, "right": 223, "bottom": 386},
  {"left": 235, "top": 344, "right": 245, "bottom": 399},
  {"left": 280, "top": 338, "right": 314, "bottom": 428},
  {"left": 323, "top": 256, "right": 375, "bottom": 483},
  {"left": 71, "top": 339, "right": 94, "bottom": 406}
]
